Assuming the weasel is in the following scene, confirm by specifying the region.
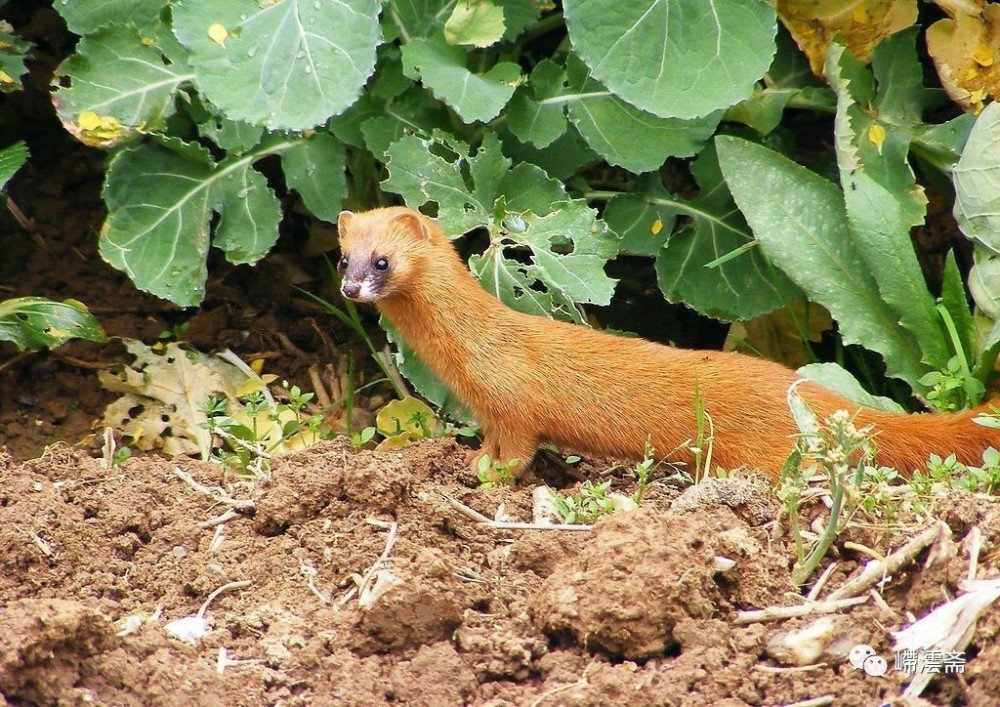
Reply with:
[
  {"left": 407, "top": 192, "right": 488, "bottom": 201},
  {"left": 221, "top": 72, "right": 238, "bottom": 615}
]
[{"left": 336, "top": 206, "right": 997, "bottom": 480}]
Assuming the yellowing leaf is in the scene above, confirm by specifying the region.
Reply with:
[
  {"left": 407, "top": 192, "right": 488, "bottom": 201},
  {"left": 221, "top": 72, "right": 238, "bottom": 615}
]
[
  {"left": 651, "top": 218, "right": 664, "bottom": 235},
  {"left": 250, "top": 358, "right": 266, "bottom": 374},
  {"left": 973, "top": 42, "right": 994, "bottom": 66},
  {"left": 868, "top": 123, "right": 887, "bottom": 152},
  {"left": 235, "top": 377, "right": 266, "bottom": 397},
  {"left": 0, "top": 70, "right": 12, "bottom": 84},
  {"left": 927, "top": 4, "right": 1000, "bottom": 113},
  {"left": 98, "top": 340, "right": 251, "bottom": 458},
  {"left": 208, "top": 23, "right": 229, "bottom": 46},
  {"left": 375, "top": 397, "right": 443, "bottom": 440},
  {"left": 777, "top": 0, "right": 918, "bottom": 76},
  {"left": 78, "top": 111, "right": 102, "bottom": 130},
  {"left": 74, "top": 111, "right": 130, "bottom": 147}
]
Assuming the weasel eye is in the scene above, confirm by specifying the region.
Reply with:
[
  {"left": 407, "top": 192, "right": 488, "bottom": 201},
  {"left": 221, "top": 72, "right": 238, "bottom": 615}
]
[
  {"left": 374, "top": 257, "right": 389, "bottom": 271},
  {"left": 338, "top": 256, "right": 348, "bottom": 271}
]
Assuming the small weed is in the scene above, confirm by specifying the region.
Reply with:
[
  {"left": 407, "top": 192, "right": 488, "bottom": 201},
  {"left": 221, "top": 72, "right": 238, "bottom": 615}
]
[
  {"left": 476, "top": 454, "right": 518, "bottom": 489},
  {"left": 632, "top": 438, "right": 660, "bottom": 503},
  {"left": 549, "top": 480, "right": 615, "bottom": 525},
  {"left": 202, "top": 382, "right": 330, "bottom": 478},
  {"left": 691, "top": 380, "right": 715, "bottom": 480},
  {"left": 155, "top": 321, "right": 190, "bottom": 343},
  {"left": 782, "top": 399, "right": 877, "bottom": 586},
  {"left": 920, "top": 354, "right": 985, "bottom": 412},
  {"left": 350, "top": 426, "right": 377, "bottom": 450},
  {"left": 910, "top": 447, "right": 1000, "bottom": 497}
]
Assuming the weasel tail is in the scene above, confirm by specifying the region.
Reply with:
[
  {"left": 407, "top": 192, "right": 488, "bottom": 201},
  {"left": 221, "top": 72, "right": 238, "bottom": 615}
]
[{"left": 336, "top": 206, "right": 998, "bottom": 480}]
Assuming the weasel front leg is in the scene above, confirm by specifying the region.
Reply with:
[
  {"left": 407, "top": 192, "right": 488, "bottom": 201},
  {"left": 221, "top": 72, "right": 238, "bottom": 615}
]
[
  {"left": 466, "top": 427, "right": 539, "bottom": 481},
  {"left": 498, "top": 431, "right": 539, "bottom": 480},
  {"left": 466, "top": 426, "right": 501, "bottom": 471}
]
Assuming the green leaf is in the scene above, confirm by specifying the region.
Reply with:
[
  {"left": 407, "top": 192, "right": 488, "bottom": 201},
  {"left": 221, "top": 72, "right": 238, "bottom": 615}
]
[
  {"left": 954, "top": 101, "right": 1000, "bottom": 254},
  {"left": 383, "top": 131, "right": 616, "bottom": 318},
  {"left": 388, "top": 0, "right": 455, "bottom": 40},
  {"left": 0, "top": 140, "right": 28, "bottom": 190},
  {"left": 974, "top": 316, "right": 1000, "bottom": 384},
  {"left": 52, "top": 25, "right": 193, "bottom": 146},
  {"left": 564, "top": 0, "right": 777, "bottom": 119},
  {"left": 0, "top": 27, "right": 31, "bottom": 92},
  {"left": 655, "top": 143, "right": 796, "bottom": 321},
  {"left": 473, "top": 202, "right": 618, "bottom": 319},
  {"left": 383, "top": 131, "right": 489, "bottom": 234},
  {"left": 0, "top": 297, "right": 107, "bottom": 351},
  {"left": 198, "top": 116, "right": 264, "bottom": 153},
  {"left": 913, "top": 114, "right": 975, "bottom": 167},
  {"left": 602, "top": 182, "right": 676, "bottom": 258},
  {"left": 827, "top": 36, "right": 947, "bottom": 370},
  {"left": 401, "top": 37, "right": 520, "bottom": 123},
  {"left": 717, "top": 135, "right": 927, "bottom": 391},
  {"left": 565, "top": 55, "right": 721, "bottom": 174},
  {"left": 725, "top": 29, "right": 823, "bottom": 136},
  {"left": 172, "top": 0, "right": 380, "bottom": 131},
  {"left": 56, "top": 0, "right": 167, "bottom": 35},
  {"left": 501, "top": 126, "right": 598, "bottom": 181},
  {"left": 444, "top": 0, "right": 505, "bottom": 47},
  {"left": 506, "top": 59, "right": 567, "bottom": 149},
  {"left": 970, "top": 248, "right": 1000, "bottom": 322},
  {"left": 940, "top": 250, "right": 976, "bottom": 367},
  {"left": 280, "top": 132, "right": 347, "bottom": 222},
  {"left": 500, "top": 0, "right": 539, "bottom": 41},
  {"left": 358, "top": 85, "right": 453, "bottom": 158},
  {"left": 796, "top": 363, "right": 905, "bottom": 414},
  {"left": 99, "top": 136, "right": 302, "bottom": 306}
]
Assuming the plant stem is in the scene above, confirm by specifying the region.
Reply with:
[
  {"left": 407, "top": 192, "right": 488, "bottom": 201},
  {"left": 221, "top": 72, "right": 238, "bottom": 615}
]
[{"left": 792, "top": 476, "right": 845, "bottom": 586}]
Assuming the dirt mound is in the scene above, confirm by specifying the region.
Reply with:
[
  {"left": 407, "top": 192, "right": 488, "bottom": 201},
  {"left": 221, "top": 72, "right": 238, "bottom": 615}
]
[{"left": 2, "top": 439, "right": 999, "bottom": 705}]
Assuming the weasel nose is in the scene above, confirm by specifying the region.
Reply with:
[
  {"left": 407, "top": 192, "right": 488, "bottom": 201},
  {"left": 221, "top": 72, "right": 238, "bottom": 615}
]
[{"left": 342, "top": 282, "right": 361, "bottom": 298}]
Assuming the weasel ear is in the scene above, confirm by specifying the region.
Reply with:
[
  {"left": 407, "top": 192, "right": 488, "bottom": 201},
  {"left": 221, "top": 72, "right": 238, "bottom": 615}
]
[
  {"left": 337, "top": 210, "right": 355, "bottom": 235},
  {"left": 391, "top": 211, "right": 432, "bottom": 241}
]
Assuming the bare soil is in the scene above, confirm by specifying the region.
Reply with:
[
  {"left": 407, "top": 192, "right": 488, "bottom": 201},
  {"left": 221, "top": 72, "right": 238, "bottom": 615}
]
[
  {"left": 3, "top": 6, "right": 1000, "bottom": 706},
  {"left": 2, "top": 440, "right": 1000, "bottom": 707}
]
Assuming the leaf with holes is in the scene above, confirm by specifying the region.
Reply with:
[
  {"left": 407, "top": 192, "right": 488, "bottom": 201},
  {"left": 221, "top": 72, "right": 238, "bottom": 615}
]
[
  {"left": 98, "top": 340, "right": 249, "bottom": 458},
  {"left": 53, "top": 25, "right": 193, "bottom": 147},
  {"left": 0, "top": 297, "right": 107, "bottom": 351}
]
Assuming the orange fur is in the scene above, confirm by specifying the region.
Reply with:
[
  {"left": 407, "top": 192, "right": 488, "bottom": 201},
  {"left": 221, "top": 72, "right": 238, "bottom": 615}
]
[{"left": 337, "top": 206, "right": 998, "bottom": 480}]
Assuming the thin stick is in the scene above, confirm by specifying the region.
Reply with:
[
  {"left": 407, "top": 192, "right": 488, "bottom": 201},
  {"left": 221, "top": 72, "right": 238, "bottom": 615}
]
[
  {"left": 338, "top": 520, "right": 399, "bottom": 607},
  {"left": 755, "top": 664, "right": 827, "bottom": 674},
  {"left": 806, "top": 562, "right": 838, "bottom": 602},
  {"left": 779, "top": 697, "right": 834, "bottom": 707},
  {"left": 307, "top": 364, "right": 332, "bottom": 408},
  {"left": 440, "top": 492, "right": 593, "bottom": 531},
  {"left": 734, "top": 596, "right": 868, "bottom": 625},
  {"left": 172, "top": 467, "right": 255, "bottom": 510},
  {"left": 826, "top": 523, "right": 944, "bottom": 601},
  {"left": 196, "top": 580, "right": 252, "bottom": 619},
  {"left": 199, "top": 509, "right": 242, "bottom": 529}
]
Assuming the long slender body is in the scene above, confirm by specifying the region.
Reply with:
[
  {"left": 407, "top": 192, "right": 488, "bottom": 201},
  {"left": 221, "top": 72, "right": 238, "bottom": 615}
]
[{"left": 337, "top": 207, "right": 997, "bottom": 479}]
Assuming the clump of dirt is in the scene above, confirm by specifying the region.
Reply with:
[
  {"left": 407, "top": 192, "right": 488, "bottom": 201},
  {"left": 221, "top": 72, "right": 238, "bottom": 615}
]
[{"left": 2, "top": 439, "right": 999, "bottom": 706}]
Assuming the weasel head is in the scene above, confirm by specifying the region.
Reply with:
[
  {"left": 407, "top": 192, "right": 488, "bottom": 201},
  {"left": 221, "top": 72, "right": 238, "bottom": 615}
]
[{"left": 336, "top": 207, "right": 438, "bottom": 303}]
